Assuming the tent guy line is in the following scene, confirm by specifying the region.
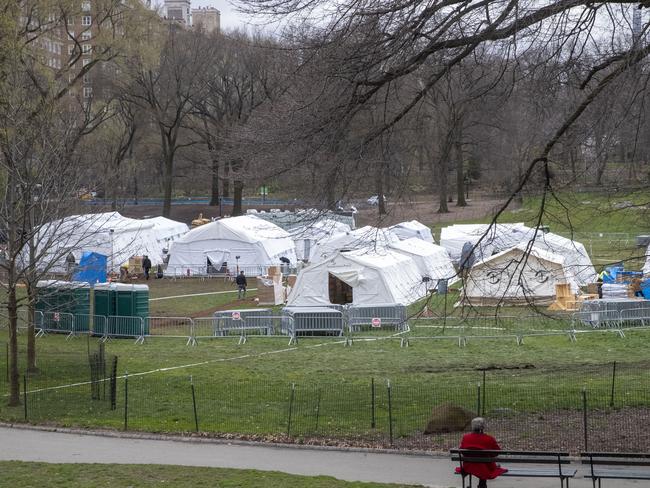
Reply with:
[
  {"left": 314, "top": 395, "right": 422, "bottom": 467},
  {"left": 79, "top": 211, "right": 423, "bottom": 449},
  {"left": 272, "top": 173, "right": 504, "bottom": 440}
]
[{"left": 150, "top": 288, "right": 258, "bottom": 301}]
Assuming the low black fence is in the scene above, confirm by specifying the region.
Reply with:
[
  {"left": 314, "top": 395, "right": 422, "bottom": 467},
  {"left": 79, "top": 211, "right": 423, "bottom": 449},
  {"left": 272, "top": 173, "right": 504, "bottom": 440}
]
[{"left": 8, "top": 357, "right": 650, "bottom": 453}]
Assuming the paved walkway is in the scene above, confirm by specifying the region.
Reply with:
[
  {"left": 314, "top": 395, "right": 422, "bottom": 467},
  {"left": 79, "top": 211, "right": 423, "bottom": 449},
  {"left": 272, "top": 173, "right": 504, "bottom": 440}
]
[{"left": 0, "top": 426, "right": 644, "bottom": 487}]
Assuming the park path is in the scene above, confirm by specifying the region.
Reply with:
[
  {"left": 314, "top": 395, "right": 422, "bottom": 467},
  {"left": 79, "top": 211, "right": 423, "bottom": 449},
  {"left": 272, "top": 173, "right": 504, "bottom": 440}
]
[{"left": 0, "top": 425, "right": 645, "bottom": 487}]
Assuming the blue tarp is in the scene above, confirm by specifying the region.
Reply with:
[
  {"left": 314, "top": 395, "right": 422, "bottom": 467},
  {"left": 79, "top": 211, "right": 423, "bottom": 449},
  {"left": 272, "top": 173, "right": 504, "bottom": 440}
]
[{"left": 72, "top": 251, "right": 107, "bottom": 284}]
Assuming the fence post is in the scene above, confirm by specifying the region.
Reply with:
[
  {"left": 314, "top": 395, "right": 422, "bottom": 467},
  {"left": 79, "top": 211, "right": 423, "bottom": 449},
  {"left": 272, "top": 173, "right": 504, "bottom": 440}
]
[
  {"left": 5, "top": 342, "right": 8, "bottom": 383},
  {"left": 609, "top": 361, "right": 616, "bottom": 408},
  {"left": 314, "top": 388, "right": 321, "bottom": 433},
  {"left": 387, "top": 380, "right": 393, "bottom": 447},
  {"left": 371, "top": 377, "right": 376, "bottom": 429},
  {"left": 23, "top": 374, "right": 27, "bottom": 421},
  {"left": 191, "top": 375, "right": 199, "bottom": 432},
  {"left": 124, "top": 371, "right": 129, "bottom": 431},
  {"left": 582, "top": 388, "right": 588, "bottom": 451},
  {"left": 482, "top": 370, "right": 486, "bottom": 416},
  {"left": 287, "top": 383, "right": 295, "bottom": 437},
  {"left": 476, "top": 382, "right": 481, "bottom": 417}
]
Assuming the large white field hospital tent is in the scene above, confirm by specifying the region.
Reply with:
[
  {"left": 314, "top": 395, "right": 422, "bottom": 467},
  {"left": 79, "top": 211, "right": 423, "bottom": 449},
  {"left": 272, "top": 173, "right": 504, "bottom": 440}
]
[
  {"left": 36, "top": 212, "right": 189, "bottom": 273},
  {"left": 389, "top": 220, "right": 435, "bottom": 243},
  {"left": 308, "top": 226, "right": 398, "bottom": 264},
  {"left": 287, "top": 248, "right": 429, "bottom": 306},
  {"left": 441, "top": 223, "right": 597, "bottom": 287},
  {"left": 389, "top": 238, "right": 457, "bottom": 287},
  {"left": 289, "top": 219, "right": 351, "bottom": 262},
  {"left": 463, "top": 244, "right": 578, "bottom": 306},
  {"left": 644, "top": 245, "right": 650, "bottom": 275},
  {"left": 166, "top": 215, "right": 296, "bottom": 275},
  {"left": 440, "top": 223, "right": 532, "bottom": 263}
]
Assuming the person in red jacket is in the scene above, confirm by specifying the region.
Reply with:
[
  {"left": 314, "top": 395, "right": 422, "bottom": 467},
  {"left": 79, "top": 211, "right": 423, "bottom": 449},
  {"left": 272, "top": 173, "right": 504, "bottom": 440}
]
[{"left": 457, "top": 418, "right": 507, "bottom": 488}]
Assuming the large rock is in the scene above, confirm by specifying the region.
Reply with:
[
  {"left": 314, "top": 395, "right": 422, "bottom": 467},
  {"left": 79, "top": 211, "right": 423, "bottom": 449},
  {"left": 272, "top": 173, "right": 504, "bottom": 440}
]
[{"left": 424, "top": 403, "right": 474, "bottom": 434}]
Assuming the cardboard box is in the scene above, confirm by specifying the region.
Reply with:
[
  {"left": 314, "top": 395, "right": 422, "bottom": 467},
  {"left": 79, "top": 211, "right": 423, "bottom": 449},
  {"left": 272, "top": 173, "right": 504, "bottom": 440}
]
[
  {"left": 268, "top": 266, "right": 281, "bottom": 277},
  {"left": 287, "top": 274, "right": 298, "bottom": 288}
]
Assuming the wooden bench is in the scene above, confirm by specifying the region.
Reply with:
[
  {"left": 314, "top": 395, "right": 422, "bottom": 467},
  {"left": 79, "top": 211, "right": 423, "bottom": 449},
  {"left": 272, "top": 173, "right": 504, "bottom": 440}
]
[
  {"left": 450, "top": 449, "right": 576, "bottom": 487},
  {"left": 580, "top": 452, "right": 650, "bottom": 487}
]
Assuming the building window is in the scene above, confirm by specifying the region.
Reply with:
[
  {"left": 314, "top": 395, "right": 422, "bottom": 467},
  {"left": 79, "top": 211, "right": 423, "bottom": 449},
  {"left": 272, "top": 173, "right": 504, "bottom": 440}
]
[
  {"left": 83, "top": 74, "right": 90, "bottom": 84},
  {"left": 82, "top": 1, "right": 91, "bottom": 11},
  {"left": 81, "top": 16, "right": 91, "bottom": 26},
  {"left": 82, "top": 58, "right": 91, "bottom": 67},
  {"left": 67, "top": 17, "right": 75, "bottom": 25},
  {"left": 82, "top": 44, "right": 92, "bottom": 54},
  {"left": 83, "top": 87, "right": 93, "bottom": 98},
  {"left": 68, "top": 31, "right": 75, "bottom": 39},
  {"left": 68, "top": 45, "right": 74, "bottom": 55},
  {"left": 81, "top": 31, "right": 91, "bottom": 40}
]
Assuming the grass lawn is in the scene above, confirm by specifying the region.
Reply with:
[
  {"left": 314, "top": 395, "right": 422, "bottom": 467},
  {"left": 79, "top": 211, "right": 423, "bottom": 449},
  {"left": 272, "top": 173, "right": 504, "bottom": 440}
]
[{"left": 0, "top": 462, "right": 423, "bottom": 488}]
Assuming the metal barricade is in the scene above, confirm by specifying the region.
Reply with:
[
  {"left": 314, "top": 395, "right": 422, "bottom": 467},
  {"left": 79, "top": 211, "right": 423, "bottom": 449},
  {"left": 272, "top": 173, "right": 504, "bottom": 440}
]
[
  {"left": 146, "top": 317, "right": 193, "bottom": 339},
  {"left": 106, "top": 316, "right": 146, "bottom": 343},
  {"left": 572, "top": 310, "right": 621, "bottom": 330},
  {"left": 347, "top": 303, "right": 407, "bottom": 332},
  {"left": 620, "top": 308, "right": 650, "bottom": 329},
  {"left": 39, "top": 311, "right": 75, "bottom": 337},
  {"left": 69, "top": 314, "right": 103, "bottom": 335},
  {"left": 282, "top": 307, "right": 345, "bottom": 344}
]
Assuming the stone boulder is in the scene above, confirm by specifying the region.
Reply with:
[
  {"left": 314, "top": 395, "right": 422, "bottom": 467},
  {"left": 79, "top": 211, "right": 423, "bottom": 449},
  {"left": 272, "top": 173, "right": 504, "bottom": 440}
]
[{"left": 424, "top": 403, "right": 474, "bottom": 434}]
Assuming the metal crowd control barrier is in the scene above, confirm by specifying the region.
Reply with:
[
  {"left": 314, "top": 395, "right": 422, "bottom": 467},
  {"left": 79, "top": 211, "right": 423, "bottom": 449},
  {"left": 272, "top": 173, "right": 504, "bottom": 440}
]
[
  {"left": 213, "top": 309, "right": 276, "bottom": 344},
  {"left": 619, "top": 308, "right": 650, "bottom": 329},
  {"left": 106, "top": 316, "right": 146, "bottom": 344},
  {"left": 573, "top": 310, "right": 621, "bottom": 329},
  {"left": 146, "top": 317, "right": 193, "bottom": 341},
  {"left": 38, "top": 311, "right": 76, "bottom": 339},
  {"left": 281, "top": 308, "right": 345, "bottom": 345},
  {"left": 347, "top": 304, "right": 407, "bottom": 332}
]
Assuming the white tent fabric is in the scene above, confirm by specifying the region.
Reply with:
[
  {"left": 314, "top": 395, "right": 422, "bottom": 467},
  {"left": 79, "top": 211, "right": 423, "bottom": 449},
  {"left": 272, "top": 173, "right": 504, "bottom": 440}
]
[
  {"left": 287, "top": 248, "right": 428, "bottom": 306},
  {"left": 463, "top": 244, "right": 577, "bottom": 306},
  {"left": 440, "top": 223, "right": 533, "bottom": 264},
  {"left": 528, "top": 232, "right": 597, "bottom": 287},
  {"left": 166, "top": 215, "right": 296, "bottom": 276},
  {"left": 644, "top": 245, "right": 650, "bottom": 275},
  {"left": 289, "top": 219, "right": 351, "bottom": 262},
  {"left": 308, "top": 226, "right": 398, "bottom": 264},
  {"left": 389, "top": 238, "right": 458, "bottom": 287},
  {"left": 35, "top": 212, "right": 189, "bottom": 273},
  {"left": 389, "top": 220, "right": 435, "bottom": 243}
]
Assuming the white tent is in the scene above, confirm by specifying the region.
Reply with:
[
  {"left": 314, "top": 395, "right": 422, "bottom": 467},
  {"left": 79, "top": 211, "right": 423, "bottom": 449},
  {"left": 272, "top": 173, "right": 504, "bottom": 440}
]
[
  {"left": 529, "top": 232, "right": 597, "bottom": 287},
  {"left": 462, "top": 244, "right": 578, "bottom": 306},
  {"left": 389, "top": 238, "right": 458, "bottom": 288},
  {"left": 289, "top": 219, "right": 351, "bottom": 262},
  {"left": 166, "top": 215, "right": 296, "bottom": 276},
  {"left": 308, "top": 226, "right": 398, "bottom": 264},
  {"left": 36, "top": 212, "right": 189, "bottom": 273},
  {"left": 644, "top": 245, "right": 650, "bottom": 275},
  {"left": 440, "top": 223, "right": 532, "bottom": 264},
  {"left": 389, "top": 220, "right": 435, "bottom": 243},
  {"left": 287, "top": 248, "right": 428, "bottom": 306}
]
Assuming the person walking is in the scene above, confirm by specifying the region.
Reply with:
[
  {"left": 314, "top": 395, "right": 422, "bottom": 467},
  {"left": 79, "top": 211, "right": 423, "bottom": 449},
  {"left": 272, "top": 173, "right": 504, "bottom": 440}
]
[
  {"left": 456, "top": 418, "right": 507, "bottom": 488},
  {"left": 236, "top": 271, "right": 247, "bottom": 299},
  {"left": 142, "top": 255, "right": 152, "bottom": 281}
]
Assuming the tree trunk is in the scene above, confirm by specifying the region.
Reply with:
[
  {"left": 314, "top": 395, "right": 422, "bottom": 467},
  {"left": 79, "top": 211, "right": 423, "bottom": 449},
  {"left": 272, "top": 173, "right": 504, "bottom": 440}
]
[
  {"left": 209, "top": 153, "right": 220, "bottom": 206},
  {"left": 222, "top": 162, "right": 230, "bottom": 199},
  {"left": 375, "top": 162, "right": 386, "bottom": 216},
  {"left": 232, "top": 180, "right": 244, "bottom": 216},
  {"left": 438, "top": 156, "right": 449, "bottom": 213},
  {"left": 162, "top": 150, "right": 174, "bottom": 218},
  {"left": 7, "top": 286, "right": 20, "bottom": 406},
  {"left": 26, "top": 240, "right": 37, "bottom": 372},
  {"left": 455, "top": 135, "right": 467, "bottom": 207}
]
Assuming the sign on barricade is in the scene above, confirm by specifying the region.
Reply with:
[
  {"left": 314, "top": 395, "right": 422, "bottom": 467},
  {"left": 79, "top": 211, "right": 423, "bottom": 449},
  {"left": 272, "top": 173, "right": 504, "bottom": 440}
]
[{"left": 371, "top": 317, "right": 381, "bottom": 328}]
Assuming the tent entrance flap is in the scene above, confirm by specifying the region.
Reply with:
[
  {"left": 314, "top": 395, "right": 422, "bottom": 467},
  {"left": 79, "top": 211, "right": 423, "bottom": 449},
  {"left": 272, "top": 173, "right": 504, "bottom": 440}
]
[
  {"left": 329, "top": 272, "right": 353, "bottom": 305},
  {"left": 205, "top": 251, "right": 229, "bottom": 274}
]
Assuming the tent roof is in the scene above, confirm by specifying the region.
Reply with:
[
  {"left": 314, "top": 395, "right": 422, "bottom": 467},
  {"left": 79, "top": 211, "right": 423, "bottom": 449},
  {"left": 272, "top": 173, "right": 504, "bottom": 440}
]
[
  {"left": 389, "top": 237, "right": 447, "bottom": 258},
  {"left": 177, "top": 215, "right": 290, "bottom": 244},
  {"left": 289, "top": 218, "right": 351, "bottom": 240},
  {"left": 473, "top": 243, "right": 566, "bottom": 269}
]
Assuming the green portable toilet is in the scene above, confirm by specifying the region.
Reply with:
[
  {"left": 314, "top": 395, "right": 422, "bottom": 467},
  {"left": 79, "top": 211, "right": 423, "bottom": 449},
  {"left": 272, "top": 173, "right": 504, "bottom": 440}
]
[
  {"left": 93, "top": 283, "right": 149, "bottom": 336},
  {"left": 35, "top": 280, "right": 91, "bottom": 332}
]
